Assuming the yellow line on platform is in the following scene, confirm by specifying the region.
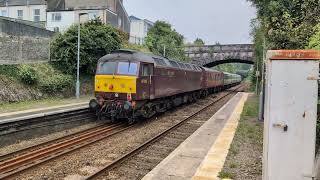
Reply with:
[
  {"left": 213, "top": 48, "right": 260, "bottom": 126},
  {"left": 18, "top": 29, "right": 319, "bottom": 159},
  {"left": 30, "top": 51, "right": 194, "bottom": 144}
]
[{"left": 192, "top": 93, "right": 249, "bottom": 180}]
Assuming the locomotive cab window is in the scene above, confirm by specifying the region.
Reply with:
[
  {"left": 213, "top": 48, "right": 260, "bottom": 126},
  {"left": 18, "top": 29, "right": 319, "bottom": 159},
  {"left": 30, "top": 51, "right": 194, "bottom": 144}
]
[
  {"left": 117, "top": 62, "right": 138, "bottom": 75},
  {"left": 96, "top": 61, "right": 117, "bottom": 74}
]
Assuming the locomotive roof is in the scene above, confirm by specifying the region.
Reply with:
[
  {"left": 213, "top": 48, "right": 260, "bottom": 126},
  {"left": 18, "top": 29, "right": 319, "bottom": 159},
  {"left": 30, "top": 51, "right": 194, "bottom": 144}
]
[{"left": 98, "top": 49, "right": 203, "bottom": 71}]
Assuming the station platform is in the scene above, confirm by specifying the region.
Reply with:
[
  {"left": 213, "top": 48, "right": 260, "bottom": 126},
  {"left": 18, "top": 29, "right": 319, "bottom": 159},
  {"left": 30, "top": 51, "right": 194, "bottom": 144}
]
[
  {"left": 142, "top": 92, "right": 249, "bottom": 180},
  {"left": 0, "top": 101, "right": 89, "bottom": 124}
]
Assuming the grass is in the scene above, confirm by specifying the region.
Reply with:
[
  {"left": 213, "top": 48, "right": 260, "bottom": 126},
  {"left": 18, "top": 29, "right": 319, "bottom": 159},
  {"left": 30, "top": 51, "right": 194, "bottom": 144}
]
[
  {"left": 219, "top": 171, "right": 235, "bottom": 179},
  {"left": 0, "top": 95, "right": 92, "bottom": 113},
  {"left": 219, "top": 94, "right": 263, "bottom": 179}
]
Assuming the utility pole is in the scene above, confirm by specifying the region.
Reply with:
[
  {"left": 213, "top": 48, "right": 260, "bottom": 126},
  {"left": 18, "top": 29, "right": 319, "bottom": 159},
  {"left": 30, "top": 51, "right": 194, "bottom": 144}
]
[
  {"left": 163, "top": 45, "right": 166, "bottom": 57},
  {"left": 76, "top": 13, "right": 88, "bottom": 99}
]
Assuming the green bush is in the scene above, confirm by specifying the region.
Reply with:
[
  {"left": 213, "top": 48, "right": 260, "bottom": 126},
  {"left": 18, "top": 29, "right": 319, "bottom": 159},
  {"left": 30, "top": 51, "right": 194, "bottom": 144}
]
[
  {"left": 50, "top": 19, "right": 122, "bottom": 75},
  {"left": 18, "top": 65, "right": 39, "bottom": 85},
  {"left": 0, "top": 65, "right": 19, "bottom": 77},
  {"left": 308, "top": 24, "right": 320, "bottom": 50},
  {"left": 145, "top": 21, "right": 187, "bottom": 61},
  {"left": 39, "top": 74, "right": 73, "bottom": 93}
]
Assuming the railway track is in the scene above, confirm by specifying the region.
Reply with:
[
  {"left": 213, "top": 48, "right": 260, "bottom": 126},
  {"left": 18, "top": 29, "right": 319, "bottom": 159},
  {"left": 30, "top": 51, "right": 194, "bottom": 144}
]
[
  {"left": 85, "top": 84, "right": 245, "bottom": 179},
  {"left": 0, "top": 122, "right": 133, "bottom": 179}
]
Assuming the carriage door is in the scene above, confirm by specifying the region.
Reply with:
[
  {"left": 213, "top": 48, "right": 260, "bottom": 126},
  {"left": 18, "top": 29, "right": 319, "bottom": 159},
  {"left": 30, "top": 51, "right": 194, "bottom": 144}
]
[{"left": 140, "top": 63, "right": 155, "bottom": 99}]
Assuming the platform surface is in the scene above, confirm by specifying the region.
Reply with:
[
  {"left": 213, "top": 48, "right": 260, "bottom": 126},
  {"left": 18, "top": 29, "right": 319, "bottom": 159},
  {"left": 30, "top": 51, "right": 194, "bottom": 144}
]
[
  {"left": 142, "top": 92, "right": 248, "bottom": 180},
  {"left": 0, "top": 102, "right": 89, "bottom": 124}
]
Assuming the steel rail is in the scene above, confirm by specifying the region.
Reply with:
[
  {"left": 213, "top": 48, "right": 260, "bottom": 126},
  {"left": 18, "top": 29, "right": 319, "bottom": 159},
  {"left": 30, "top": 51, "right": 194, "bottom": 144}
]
[
  {"left": 85, "top": 84, "right": 244, "bottom": 179},
  {"left": 0, "top": 123, "right": 109, "bottom": 162},
  {"left": 0, "top": 123, "right": 133, "bottom": 179}
]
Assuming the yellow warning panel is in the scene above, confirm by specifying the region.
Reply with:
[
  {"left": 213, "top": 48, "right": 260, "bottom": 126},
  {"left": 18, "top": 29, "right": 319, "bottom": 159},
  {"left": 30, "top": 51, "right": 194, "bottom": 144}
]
[{"left": 95, "top": 75, "right": 137, "bottom": 94}]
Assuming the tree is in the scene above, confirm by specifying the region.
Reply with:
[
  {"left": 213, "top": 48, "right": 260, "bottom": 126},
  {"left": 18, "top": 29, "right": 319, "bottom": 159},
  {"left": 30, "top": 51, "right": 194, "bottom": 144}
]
[
  {"left": 308, "top": 24, "right": 320, "bottom": 50},
  {"left": 193, "top": 38, "right": 205, "bottom": 46},
  {"left": 50, "top": 19, "right": 122, "bottom": 75},
  {"left": 145, "top": 21, "right": 186, "bottom": 61},
  {"left": 248, "top": 0, "right": 320, "bottom": 49}
]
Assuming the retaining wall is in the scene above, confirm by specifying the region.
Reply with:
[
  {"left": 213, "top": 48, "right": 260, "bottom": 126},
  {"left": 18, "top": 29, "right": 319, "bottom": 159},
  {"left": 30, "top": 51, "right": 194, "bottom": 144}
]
[{"left": 0, "top": 17, "right": 55, "bottom": 64}]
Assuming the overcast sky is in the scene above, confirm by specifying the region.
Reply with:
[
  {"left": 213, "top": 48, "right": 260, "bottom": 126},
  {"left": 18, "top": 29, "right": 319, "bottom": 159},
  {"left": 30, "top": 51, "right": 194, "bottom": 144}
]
[{"left": 123, "top": 0, "right": 256, "bottom": 44}]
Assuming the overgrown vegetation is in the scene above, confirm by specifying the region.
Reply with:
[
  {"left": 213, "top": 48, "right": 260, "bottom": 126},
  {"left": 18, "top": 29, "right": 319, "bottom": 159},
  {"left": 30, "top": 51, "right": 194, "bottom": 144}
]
[
  {"left": 145, "top": 21, "right": 187, "bottom": 60},
  {"left": 0, "top": 63, "right": 74, "bottom": 100},
  {"left": 18, "top": 65, "right": 39, "bottom": 85},
  {"left": 308, "top": 24, "right": 320, "bottom": 50},
  {"left": 50, "top": 19, "right": 122, "bottom": 75},
  {"left": 249, "top": 0, "right": 320, "bottom": 49},
  {"left": 249, "top": 0, "right": 320, "bottom": 87}
]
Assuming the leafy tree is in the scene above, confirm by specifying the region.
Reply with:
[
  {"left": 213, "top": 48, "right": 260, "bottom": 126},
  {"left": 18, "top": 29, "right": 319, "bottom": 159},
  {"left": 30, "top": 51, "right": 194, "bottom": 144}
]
[
  {"left": 145, "top": 21, "right": 186, "bottom": 61},
  {"left": 249, "top": 0, "right": 320, "bottom": 49},
  {"left": 50, "top": 19, "right": 122, "bottom": 75},
  {"left": 308, "top": 24, "right": 320, "bottom": 50},
  {"left": 193, "top": 38, "right": 205, "bottom": 46}
]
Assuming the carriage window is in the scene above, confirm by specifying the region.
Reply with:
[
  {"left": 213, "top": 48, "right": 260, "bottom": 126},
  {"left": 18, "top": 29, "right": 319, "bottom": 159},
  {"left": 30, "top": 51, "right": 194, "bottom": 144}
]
[
  {"left": 117, "top": 62, "right": 138, "bottom": 75},
  {"left": 97, "top": 61, "right": 117, "bottom": 74},
  {"left": 185, "top": 64, "right": 192, "bottom": 70},
  {"left": 169, "top": 60, "right": 179, "bottom": 68},
  {"left": 153, "top": 58, "right": 167, "bottom": 66},
  {"left": 192, "top": 65, "right": 198, "bottom": 71}
]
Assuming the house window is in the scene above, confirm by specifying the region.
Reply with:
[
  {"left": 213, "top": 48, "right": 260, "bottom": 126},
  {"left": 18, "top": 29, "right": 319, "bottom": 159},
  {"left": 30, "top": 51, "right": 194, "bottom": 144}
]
[
  {"left": 17, "top": 10, "right": 23, "bottom": 20},
  {"left": 33, "top": 9, "right": 40, "bottom": 22},
  {"left": 51, "top": 13, "right": 62, "bottom": 22},
  {"left": 88, "top": 11, "right": 99, "bottom": 20},
  {"left": 0, "top": 10, "right": 7, "bottom": 17}
]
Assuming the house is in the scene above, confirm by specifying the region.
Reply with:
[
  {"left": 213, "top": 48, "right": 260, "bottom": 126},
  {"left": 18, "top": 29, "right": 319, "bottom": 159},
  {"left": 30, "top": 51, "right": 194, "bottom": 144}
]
[
  {"left": 46, "top": 0, "right": 130, "bottom": 33},
  {"left": 129, "top": 15, "right": 154, "bottom": 45},
  {"left": 0, "top": 0, "right": 46, "bottom": 23}
]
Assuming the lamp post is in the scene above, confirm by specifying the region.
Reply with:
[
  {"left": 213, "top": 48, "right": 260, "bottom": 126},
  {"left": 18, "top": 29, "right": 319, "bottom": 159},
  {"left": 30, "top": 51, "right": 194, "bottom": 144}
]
[{"left": 76, "top": 12, "right": 88, "bottom": 99}]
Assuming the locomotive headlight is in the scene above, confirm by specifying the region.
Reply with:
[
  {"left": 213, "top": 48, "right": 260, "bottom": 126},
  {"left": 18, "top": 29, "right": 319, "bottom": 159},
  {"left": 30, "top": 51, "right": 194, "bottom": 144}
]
[{"left": 124, "top": 101, "right": 132, "bottom": 111}]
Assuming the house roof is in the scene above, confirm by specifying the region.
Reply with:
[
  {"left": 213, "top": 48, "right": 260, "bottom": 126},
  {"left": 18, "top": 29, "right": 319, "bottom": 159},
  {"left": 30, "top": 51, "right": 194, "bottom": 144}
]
[
  {"left": 130, "top": 15, "right": 154, "bottom": 26},
  {"left": 129, "top": 15, "right": 141, "bottom": 21},
  {"left": 0, "top": 0, "right": 46, "bottom": 7}
]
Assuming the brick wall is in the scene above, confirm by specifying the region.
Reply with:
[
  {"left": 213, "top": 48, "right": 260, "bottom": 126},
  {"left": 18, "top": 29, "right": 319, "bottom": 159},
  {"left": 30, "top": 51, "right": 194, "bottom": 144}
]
[{"left": 0, "top": 17, "right": 54, "bottom": 64}]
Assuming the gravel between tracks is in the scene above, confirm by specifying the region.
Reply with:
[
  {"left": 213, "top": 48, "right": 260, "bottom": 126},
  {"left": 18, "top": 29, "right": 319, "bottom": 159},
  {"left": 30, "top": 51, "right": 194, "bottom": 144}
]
[{"left": 6, "top": 88, "right": 242, "bottom": 180}]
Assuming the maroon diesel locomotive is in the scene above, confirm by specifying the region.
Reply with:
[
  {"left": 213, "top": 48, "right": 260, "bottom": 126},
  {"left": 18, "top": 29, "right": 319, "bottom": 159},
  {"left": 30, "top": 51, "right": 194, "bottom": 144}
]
[{"left": 90, "top": 49, "right": 241, "bottom": 123}]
